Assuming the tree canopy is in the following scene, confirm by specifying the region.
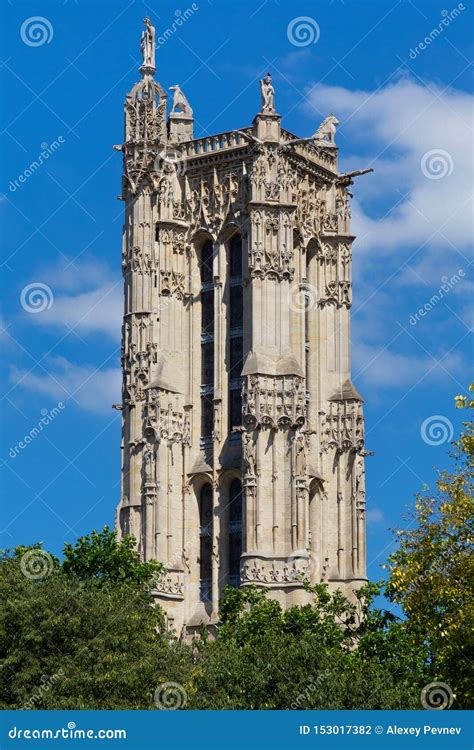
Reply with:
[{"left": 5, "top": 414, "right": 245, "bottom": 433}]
[{"left": 1, "top": 390, "right": 472, "bottom": 710}]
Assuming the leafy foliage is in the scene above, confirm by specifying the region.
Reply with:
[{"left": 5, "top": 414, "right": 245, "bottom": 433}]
[
  {"left": 1, "top": 391, "right": 471, "bottom": 710},
  {"left": 62, "top": 526, "right": 162, "bottom": 587},
  {"left": 385, "top": 386, "right": 474, "bottom": 708}
]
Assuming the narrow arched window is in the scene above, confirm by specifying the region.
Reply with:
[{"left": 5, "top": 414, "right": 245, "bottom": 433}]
[
  {"left": 200, "top": 240, "right": 214, "bottom": 444},
  {"left": 228, "top": 235, "right": 243, "bottom": 432},
  {"left": 228, "top": 478, "right": 242, "bottom": 587},
  {"left": 199, "top": 484, "right": 213, "bottom": 602}
]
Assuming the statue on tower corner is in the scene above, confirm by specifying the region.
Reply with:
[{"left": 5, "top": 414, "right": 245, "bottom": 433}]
[
  {"left": 259, "top": 73, "right": 275, "bottom": 112},
  {"left": 140, "top": 17, "right": 156, "bottom": 74},
  {"left": 169, "top": 85, "right": 193, "bottom": 117}
]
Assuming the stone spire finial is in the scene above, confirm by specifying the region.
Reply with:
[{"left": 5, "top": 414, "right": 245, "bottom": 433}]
[{"left": 139, "top": 17, "right": 156, "bottom": 76}]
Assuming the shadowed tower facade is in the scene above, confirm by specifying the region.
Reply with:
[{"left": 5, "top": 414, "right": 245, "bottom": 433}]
[{"left": 116, "top": 20, "right": 370, "bottom": 633}]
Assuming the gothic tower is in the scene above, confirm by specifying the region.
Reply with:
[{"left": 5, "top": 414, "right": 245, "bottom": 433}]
[{"left": 116, "top": 21, "right": 370, "bottom": 633}]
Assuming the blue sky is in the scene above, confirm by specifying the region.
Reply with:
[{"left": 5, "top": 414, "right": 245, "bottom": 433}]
[{"left": 1, "top": 0, "right": 472, "bottom": 586}]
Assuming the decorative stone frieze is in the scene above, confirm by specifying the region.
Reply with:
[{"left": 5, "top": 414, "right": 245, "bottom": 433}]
[
  {"left": 242, "top": 374, "right": 307, "bottom": 429},
  {"left": 320, "top": 396, "right": 364, "bottom": 453},
  {"left": 241, "top": 554, "right": 311, "bottom": 587}
]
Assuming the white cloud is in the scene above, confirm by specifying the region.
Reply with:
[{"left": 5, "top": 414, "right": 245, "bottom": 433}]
[
  {"left": 305, "top": 78, "right": 473, "bottom": 256},
  {"left": 22, "top": 258, "right": 122, "bottom": 340},
  {"left": 366, "top": 507, "right": 384, "bottom": 523},
  {"left": 12, "top": 356, "right": 121, "bottom": 415},
  {"left": 353, "top": 341, "right": 464, "bottom": 389}
]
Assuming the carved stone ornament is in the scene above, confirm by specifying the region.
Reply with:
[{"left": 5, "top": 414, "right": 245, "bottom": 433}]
[
  {"left": 241, "top": 554, "right": 310, "bottom": 587},
  {"left": 320, "top": 399, "right": 364, "bottom": 453},
  {"left": 144, "top": 389, "right": 190, "bottom": 445},
  {"left": 154, "top": 568, "right": 185, "bottom": 599},
  {"left": 242, "top": 374, "right": 307, "bottom": 430}
]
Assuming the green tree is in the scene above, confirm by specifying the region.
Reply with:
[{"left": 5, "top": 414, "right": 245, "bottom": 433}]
[
  {"left": 386, "top": 386, "right": 474, "bottom": 708},
  {"left": 0, "top": 530, "right": 189, "bottom": 709},
  {"left": 186, "top": 584, "right": 427, "bottom": 710},
  {"left": 62, "top": 526, "right": 162, "bottom": 587}
]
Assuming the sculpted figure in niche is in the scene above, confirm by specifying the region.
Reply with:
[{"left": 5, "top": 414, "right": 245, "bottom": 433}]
[
  {"left": 141, "top": 18, "right": 156, "bottom": 70},
  {"left": 260, "top": 73, "right": 275, "bottom": 112},
  {"left": 242, "top": 431, "right": 257, "bottom": 476},
  {"left": 355, "top": 454, "right": 366, "bottom": 507},
  {"left": 294, "top": 432, "right": 307, "bottom": 476},
  {"left": 143, "top": 443, "right": 155, "bottom": 484}
]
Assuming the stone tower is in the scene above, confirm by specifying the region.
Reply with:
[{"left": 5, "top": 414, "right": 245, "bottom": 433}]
[{"left": 116, "top": 21, "right": 369, "bottom": 633}]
